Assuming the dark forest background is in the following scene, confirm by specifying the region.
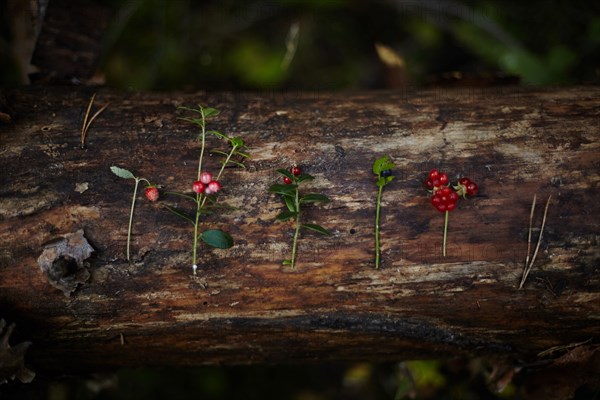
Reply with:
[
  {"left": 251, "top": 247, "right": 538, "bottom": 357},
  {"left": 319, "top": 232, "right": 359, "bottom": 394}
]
[{"left": 1, "top": 0, "right": 598, "bottom": 399}]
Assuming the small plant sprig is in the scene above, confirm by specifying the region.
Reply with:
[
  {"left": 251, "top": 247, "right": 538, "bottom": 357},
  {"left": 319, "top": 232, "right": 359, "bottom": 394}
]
[
  {"left": 170, "top": 105, "right": 249, "bottom": 275},
  {"left": 372, "top": 155, "right": 396, "bottom": 269},
  {"left": 424, "top": 169, "right": 478, "bottom": 256},
  {"left": 269, "top": 165, "right": 332, "bottom": 269},
  {"left": 110, "top": 166, "right": 159, "bottom": 261}
]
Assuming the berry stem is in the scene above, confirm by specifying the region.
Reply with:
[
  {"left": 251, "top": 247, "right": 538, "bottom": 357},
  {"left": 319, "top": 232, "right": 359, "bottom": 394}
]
[
  {"left": 192, "top": 195, "right": 203, "bottom": 275},
  {"left": 375, "top": 183, "right": 384, "bottom": 269},
  {"left": 197, "top": 108, "right": 207, "bottom": 181},
  {"left": 126, "top": 177, "right": 150, "bottom": 262},
  {"left": 443, "top": 210, "right": 449, "bottom": 257},
  {"left": 290, "top": 185, "right": 301, "bottom": 270},
  {"left": 191, "top": 107, "right": 208, "bottom": 274},
  {"left": 215, "top": 142, "right": 239, "bottom": 181}
]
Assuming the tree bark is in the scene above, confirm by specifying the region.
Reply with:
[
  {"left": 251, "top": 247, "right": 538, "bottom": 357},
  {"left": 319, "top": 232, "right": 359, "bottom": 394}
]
[{"left": 0, "top": 86, "right": 598, "bottom": 375}]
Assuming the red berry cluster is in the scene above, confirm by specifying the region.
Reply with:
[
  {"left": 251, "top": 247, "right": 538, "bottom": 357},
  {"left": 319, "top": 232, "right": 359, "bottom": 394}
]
[
  {"left": 425, "top": 169, "right": 478, "bottom": 213},
  {"left": 283, "top": 165, "right": 302, "bottom": 184},
  {"left": 193, "top": 171, "right": 222, "bottom": 195}
]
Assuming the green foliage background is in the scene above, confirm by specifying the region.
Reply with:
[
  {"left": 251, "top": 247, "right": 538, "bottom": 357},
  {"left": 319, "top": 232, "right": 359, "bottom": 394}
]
[{"left": 48, "top": 0, "right": 600, "bottom": 89}]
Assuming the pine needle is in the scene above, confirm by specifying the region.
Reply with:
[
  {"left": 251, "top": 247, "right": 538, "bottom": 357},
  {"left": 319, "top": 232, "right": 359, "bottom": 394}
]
[
  {"left": 81, "top": 93, "right": 109, "bottom": 148},
  {"left": 519, "top": 195, "right": 551, "bottom": 289}
]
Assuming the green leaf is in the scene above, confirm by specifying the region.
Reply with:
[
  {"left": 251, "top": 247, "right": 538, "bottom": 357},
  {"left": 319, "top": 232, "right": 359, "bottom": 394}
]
[
  {"left": 164, "top": 205, "right": 195, "bottom": 225},
  {"left": 276, "top": 168, "right": 294, "bottom": 180},
  {"left": 200, "top": 229, "right": 233, "bottom": 249},
  {"left": 269, "top": 183, "right": 297, "bottom": 195},
  {"left": 211, "top": 149, "right": 229, "bottom": 157},
  {"left": 234, "top": 150, "right": 250, "bottom": 159},
  {"left": 282, "top": 259, "right": 293, "bottom": 266},
  {"left": 297, "top": 174, "right": 314, "bottom": 183},
  {"left": 299, "top": 194, "right": 330, "bottom": 204},
  {"left": 376, "top": 175, "right": 395, "bottom": 188},
  {"left": 284, "top": 196, "right": 296, "bottom": 212},
  {"left": 372, "top": 155, "right": 395, "bottom": 175},
  {"left": 110, "top": 166, "right": 135, "bottom": 180},
  {"left": 223, "top": 159, "right": 246, "bottom": 169},
  {"left": 276, "top": 211, "right": 297, "bottom": 221},
  {"left": 230, "top": 137, "right": 245, "bottom": 148},
  {"left": 301, "top": 223, "right": 332, "bottom": 236},
  {"left": 202, "top": 107, "right": 220, "bottom": 117}
]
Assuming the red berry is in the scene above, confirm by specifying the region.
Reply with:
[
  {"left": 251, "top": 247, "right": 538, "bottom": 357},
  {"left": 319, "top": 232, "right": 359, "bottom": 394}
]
[
  {"left": 200, "top": 172, "right": 213, "bottom": 185},
  {"left": 459, "top": 177, "right": 471, "bottom": 186},
  {"left": 205, "top": 180, "right": 221, "bottom": 194},
  {"left": 193, "top": 181, "right": 205, "bottom": 194},
  {"left": 291, "top": 166, "right": 301, "bottom": 176},
  {"left": 466, "top": 182, "right": 478, "bottom": 196},
  {"left": 425, "top": 169, "right": 449, "bottom": 189},
  {"left": 283, "top": 176, "right": 292, "bottom": 184},
  {"left": 439, "top": 173, "right": 448, "bottom": 185},
  {"left": 431, "top": 186, "right": 458, "bottom": 213},
  {"left": 457, "top": 177, "right": 478, "bottom": 197},
  {"left": 448, "top": 191, "right": 459, "bottom": 204},
  {"left": 145, "top": 187, "right": 159, "bottom": 202}
]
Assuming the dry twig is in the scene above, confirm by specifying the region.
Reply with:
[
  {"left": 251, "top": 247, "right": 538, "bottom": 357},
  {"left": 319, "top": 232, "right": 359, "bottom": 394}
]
[
  {"left": 519, "top": 195, "right": 551, "bottom": 289},
  {"left": 81, "top": 93, "right": 109, "bottom": 148}
]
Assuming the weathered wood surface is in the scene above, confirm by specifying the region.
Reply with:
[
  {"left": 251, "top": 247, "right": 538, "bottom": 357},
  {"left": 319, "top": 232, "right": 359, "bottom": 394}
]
[{"left": 0, "top": 86, "right": 598, "bottom": 374}]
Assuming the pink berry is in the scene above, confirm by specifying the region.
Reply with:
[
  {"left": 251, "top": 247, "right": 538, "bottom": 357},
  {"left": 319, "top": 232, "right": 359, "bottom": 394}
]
[
  {"left": 192, "top": 181, "right": 205, "bottom": 194},
  {"left": 207, "top": 180, "right": 221, "bottom": 194},
  {"left": 145, "top": 187, "right": 159, "bottom": 202},
  {"left": 200, "top": 172, "right": 213, "bottom": 184}
]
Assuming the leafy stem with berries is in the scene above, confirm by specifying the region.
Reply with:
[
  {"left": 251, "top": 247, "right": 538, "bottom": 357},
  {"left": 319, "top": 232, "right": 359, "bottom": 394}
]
[
  {"left": 169, "top": 105, "right": 248, "bottom": 274},
  {"left": 424, "top": 169, "right": 478, "bottom": 256},
  {"left": 372, "top": 156, "right": 395, "bottom": 269},
  {"left": 269, "top": 166, "right": 331, "bottom": 269},
  {"left": 110, "top": 166, "right": 159, "bottom": 261}
]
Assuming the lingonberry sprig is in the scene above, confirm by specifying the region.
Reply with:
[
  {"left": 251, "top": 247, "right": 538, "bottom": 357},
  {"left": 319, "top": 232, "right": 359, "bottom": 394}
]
[
  {"left": 372, "top": 156, "right": 396, "bottom": 269},
  {"left": 269, "top": 165, "right": 331, "bottom": 269},
  {"left": 166, "top": 105, "right": 249, "bottom": 275},
  {"left": 424, "top": 169, "right": 478, "bottom": 256},
  {"left": 110, "top": 166, "right": 159, "bottom": 261}
]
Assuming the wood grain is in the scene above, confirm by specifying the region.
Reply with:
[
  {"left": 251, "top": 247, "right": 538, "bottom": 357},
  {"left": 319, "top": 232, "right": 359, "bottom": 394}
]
[{"left": 0, "top": 86, "right": 598, "bottom": 374}]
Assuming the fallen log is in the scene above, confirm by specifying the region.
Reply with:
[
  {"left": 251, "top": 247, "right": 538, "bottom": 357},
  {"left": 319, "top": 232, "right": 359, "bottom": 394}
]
[{"left": 0, "top": 86, "right": 598, "bottom": 376}]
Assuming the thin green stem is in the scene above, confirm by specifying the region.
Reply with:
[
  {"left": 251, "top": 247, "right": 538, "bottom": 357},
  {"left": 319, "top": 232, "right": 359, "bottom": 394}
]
[
  {"left": 192, "top": 196, "right": 202, "bottom": 275},
  {"left": 126, "top": 178, "right": 141, "bottom": 261},
  {"left": 443, "top": 210, "right": 449, "bottom": 257},
  {"left": 375, "top": 184, "right": 384, "bottom": 269},
  {"left": 192, "top": 107, "right": 207, "bottom": 275},
  {"left": 215, "top": 144, "right": 239, "bottom": 181},
  {"left": 197, "top": 110, "right": 206, "bottom": 181},
  {"left": 290, "top": 187, "right": 301, "bottom": 269}
]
